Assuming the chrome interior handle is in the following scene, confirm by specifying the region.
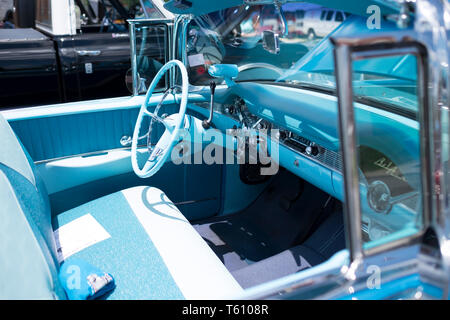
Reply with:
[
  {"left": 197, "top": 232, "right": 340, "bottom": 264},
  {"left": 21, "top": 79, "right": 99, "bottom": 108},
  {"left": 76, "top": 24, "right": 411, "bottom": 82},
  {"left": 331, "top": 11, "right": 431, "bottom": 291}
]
[
  {"left": 120, "top": 135, "right": 132, "bottom": 147},
  {"left": 121, "top": 133, "right": 149, "bottom": 147}
]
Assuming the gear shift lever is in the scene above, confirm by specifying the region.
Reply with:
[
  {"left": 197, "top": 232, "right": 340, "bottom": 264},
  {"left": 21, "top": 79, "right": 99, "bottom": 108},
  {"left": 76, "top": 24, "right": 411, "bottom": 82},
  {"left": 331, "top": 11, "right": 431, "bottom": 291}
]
[{"left": 202, "top": 81, "right": 216, "bottom": 129}]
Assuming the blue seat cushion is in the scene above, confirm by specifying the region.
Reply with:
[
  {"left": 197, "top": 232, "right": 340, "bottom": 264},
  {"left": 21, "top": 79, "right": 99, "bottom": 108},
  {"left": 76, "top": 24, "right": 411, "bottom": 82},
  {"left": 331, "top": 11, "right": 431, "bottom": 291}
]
[{"left": 53, "top": 186, "right": 243, "bottom": 300}]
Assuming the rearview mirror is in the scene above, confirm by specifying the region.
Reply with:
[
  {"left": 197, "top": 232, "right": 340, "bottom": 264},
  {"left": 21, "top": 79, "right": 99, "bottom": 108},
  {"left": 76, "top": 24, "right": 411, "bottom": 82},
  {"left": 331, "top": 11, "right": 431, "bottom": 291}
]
[{"left": 262, "top": 30, "right": 280, "bottom": 54}]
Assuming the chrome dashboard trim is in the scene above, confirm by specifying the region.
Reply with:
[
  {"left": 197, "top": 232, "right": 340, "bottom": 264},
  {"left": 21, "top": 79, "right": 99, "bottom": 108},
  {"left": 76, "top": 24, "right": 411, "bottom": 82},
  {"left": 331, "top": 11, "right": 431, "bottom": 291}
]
[{"left": 275, "top": 131, "right": 343, "bottom": 174}]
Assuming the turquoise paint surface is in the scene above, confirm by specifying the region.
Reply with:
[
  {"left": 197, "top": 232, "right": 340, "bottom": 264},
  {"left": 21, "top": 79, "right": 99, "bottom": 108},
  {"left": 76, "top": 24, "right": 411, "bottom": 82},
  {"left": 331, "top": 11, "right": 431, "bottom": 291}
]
[{"left": 339, "top": 274, "right": 443, "bottom": 300}]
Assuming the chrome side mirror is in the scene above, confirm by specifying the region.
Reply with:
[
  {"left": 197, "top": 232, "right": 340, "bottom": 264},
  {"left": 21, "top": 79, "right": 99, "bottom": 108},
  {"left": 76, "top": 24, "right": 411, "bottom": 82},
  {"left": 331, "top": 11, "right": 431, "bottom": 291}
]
[
  {"left": 262, "top": 30, "right": 280, "bottom": 55},
  {"left": 261, "top": 2, "right": 286, "bottom": 54}
]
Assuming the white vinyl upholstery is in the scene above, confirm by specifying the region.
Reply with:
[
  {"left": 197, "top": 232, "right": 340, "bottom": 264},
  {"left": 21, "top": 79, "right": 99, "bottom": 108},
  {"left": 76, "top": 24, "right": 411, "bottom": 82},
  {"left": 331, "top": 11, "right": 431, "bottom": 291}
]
[{"left": 121, "top": 186, "right": 244, "bottom": 299}]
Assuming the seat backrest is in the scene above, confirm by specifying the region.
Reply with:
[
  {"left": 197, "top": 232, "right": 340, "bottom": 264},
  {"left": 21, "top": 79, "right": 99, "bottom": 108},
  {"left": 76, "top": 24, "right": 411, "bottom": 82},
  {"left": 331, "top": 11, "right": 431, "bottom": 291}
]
[{"left": 0, "top": 114, "right": 65, "bottom": 299}]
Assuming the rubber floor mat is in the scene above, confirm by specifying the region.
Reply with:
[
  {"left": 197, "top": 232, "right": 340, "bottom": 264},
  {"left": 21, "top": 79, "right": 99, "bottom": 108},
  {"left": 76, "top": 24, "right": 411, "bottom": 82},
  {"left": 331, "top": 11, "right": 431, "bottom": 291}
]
[{"left": 193, "top": 169, "right": 332, "bottom": 272}]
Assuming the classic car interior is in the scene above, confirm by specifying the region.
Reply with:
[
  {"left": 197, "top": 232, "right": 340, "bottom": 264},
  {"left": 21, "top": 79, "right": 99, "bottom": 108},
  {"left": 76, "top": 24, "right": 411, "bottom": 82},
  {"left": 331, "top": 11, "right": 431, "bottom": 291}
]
[{"left": 1, "top": 0, "right": 444, "bottom": 300}]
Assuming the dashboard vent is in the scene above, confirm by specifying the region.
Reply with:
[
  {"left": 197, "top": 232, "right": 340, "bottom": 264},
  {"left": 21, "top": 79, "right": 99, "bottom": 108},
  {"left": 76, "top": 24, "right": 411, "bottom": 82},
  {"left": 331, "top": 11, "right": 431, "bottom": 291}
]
[{"left": 317, "top": 148, "right": 343, "bottom": 173}]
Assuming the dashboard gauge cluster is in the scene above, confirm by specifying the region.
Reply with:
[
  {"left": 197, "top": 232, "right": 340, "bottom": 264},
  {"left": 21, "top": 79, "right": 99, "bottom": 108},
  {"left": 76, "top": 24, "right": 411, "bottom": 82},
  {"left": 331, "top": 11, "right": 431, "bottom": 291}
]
[
  {"left": 231, "top": 97, "right": 261, "bottom": 129},
  {"left": 224, "top": 97, "right": 271, "bottom": 130}
]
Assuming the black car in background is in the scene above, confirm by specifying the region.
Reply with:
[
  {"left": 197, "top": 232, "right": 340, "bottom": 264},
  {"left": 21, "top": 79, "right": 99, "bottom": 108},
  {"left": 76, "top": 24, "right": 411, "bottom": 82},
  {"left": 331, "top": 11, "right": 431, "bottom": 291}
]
[{"left": 0, "top": 0, "right": 172, "bottom": 108}]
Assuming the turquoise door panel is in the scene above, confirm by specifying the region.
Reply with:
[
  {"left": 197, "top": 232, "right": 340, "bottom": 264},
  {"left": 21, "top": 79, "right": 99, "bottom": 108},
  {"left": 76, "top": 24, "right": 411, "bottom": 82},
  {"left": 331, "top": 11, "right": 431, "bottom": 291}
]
[{"left": 9, "top": 107, "right": 159, "bottom": 162}]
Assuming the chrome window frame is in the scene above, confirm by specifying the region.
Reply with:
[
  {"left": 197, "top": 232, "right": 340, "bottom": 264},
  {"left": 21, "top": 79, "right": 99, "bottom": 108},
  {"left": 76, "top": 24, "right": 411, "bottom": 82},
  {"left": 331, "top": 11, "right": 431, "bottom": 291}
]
[
  {"left": 332, "top": 33, "right": 432, "bottom": 263},
  {"left": 128, "top": 18, "right": 174, "bottom": 96}
]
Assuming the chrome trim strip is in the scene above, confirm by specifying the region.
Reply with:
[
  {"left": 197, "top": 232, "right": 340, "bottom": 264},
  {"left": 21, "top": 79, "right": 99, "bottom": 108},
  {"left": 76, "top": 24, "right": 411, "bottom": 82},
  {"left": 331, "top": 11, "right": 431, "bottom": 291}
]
[
  {"left": 129, "top": 22, "right": 138, "bottom": 96},
  {"left": 174, "top": 198, "right": 216, "bottom": 206},
  {"left": 278, "top": 138, "right": 342, "bottom": 174},
  {"left": 333, "top": 42, "right": 364, "bottom": 263}
]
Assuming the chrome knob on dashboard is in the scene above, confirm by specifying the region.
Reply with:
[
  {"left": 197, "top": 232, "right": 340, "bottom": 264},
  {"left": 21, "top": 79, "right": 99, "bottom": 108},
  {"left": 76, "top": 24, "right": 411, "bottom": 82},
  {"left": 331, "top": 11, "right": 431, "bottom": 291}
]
[
  {"left": 225, "top": 105, "right": 234, "bottom": 115},
  {"left": 305, "top": 143, "right": 319, "bottom": 156}
]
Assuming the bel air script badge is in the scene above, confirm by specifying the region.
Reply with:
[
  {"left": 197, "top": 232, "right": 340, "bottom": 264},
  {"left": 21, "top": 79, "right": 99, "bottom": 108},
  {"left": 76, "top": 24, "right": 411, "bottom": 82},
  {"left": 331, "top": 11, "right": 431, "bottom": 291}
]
[{"left": 373, "top": 157, "right": 407, "bottom": 182}]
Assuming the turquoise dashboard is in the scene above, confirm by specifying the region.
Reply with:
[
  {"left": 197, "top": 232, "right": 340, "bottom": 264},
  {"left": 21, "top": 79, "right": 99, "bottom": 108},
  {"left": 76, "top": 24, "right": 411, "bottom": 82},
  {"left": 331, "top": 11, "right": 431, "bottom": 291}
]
[{"left": 192, "top": 81, "right": 421, "bottom": 241}]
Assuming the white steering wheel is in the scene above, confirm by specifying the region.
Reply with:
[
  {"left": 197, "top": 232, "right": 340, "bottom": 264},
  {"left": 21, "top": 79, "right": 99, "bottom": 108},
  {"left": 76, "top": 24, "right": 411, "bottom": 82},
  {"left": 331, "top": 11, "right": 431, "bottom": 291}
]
[{"left": 131, "top": 59, "right": 188, "bottom": 178}]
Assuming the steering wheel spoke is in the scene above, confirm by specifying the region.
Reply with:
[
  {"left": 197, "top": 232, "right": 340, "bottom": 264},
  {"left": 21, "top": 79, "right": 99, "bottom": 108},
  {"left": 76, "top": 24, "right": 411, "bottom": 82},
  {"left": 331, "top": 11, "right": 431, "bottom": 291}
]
[
  {"left": 131, "top": 60, "right": 189, "bottom": 178},
  {"left": 143, "top": 109, "right": 175, "bottom": 132}
]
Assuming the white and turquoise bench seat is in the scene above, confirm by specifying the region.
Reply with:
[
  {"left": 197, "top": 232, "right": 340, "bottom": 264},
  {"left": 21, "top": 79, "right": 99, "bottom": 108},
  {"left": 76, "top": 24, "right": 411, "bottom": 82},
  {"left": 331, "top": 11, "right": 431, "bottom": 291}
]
[
  {"left": 0, "top": 113, "right": 243, "bottom": 299},
  {"left": 54, "top": 186, "right": 243, "bottom": 299}
]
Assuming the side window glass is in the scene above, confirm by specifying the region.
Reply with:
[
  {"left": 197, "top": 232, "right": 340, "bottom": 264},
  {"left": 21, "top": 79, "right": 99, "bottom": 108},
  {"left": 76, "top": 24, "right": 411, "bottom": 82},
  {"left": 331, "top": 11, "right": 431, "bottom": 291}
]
[
  {"left": 335, "top": 11, "right": 343, "bottom": 22},
  {"left": 351, "top": 53, "right": 424, "bottom": 248},
  {"left": 326, "top": 10, "right": 334, "bottom": 21},
  {"left": 132, "top": 23, "right": 168, "bottom": 94},
  {"left": 320, "top": 10, "right": 327, "bottom": 20}
]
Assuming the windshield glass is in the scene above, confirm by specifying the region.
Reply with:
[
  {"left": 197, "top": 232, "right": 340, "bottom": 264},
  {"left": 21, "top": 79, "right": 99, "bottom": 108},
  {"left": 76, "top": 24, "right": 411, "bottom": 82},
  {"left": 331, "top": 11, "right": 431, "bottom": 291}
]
[
  {"left": 187, "top": 2, "right": 417, "bottom": 115},
  {"left": 187, "top": 3, "right": 336, "bottom": 84}
]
